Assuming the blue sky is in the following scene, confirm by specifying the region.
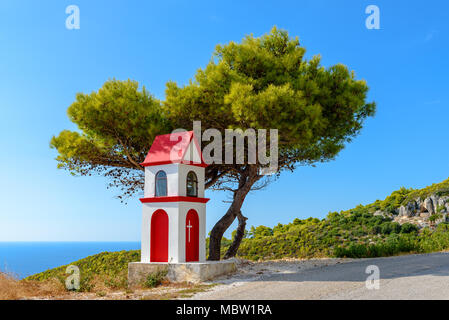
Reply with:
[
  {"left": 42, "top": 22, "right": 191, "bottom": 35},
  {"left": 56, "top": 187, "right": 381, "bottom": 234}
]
[{"left": 0, "top": 0, "right": 448, "bottom": 241}]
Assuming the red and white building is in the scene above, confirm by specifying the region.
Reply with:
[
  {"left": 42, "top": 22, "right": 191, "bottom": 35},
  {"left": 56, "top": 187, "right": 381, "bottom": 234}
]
[{"left": 139, "top": 131, "right": 209, "bottom": 263}]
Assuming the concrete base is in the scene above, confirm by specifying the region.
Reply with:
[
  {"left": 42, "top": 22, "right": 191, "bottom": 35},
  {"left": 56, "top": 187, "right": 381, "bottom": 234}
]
[{"left": 128, "top": 261, "right": 236, "bottom": 287}]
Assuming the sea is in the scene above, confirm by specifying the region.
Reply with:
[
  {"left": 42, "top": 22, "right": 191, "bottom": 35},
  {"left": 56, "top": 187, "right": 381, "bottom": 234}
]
[{"left": 0, "top": 242, "right": 140, "bottom": 279}]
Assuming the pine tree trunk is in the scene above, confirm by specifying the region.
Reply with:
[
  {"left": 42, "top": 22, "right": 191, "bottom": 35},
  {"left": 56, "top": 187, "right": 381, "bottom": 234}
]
[
  {"left": 208, "top": 166, "right": 259, "bottom": 261},
  {"left": 208, "top": 206, "right": 240, "bottom": 261},
  {"left": 223, "top": 210, "right": 247, "bottom": 259}
]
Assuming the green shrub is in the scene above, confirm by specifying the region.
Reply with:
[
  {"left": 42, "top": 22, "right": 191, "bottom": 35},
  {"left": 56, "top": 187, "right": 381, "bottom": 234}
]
[
  {"left": 401, "top": 223, "right": 419, "bottom": 234},
  {"left": 143, "top": 270, "right": 167, "bottom": 288},
  {"left": 429, "top": 214, "right": 442, "bottom": 223}
]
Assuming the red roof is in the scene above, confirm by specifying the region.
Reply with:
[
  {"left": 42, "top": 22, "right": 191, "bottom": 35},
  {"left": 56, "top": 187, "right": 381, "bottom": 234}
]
[{"left": 140, "top": 131, "right": 207, "bottom": 167}]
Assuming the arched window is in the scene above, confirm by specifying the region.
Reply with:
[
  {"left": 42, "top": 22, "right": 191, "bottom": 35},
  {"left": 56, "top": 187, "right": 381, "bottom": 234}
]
[
  {"left": 155, "top": 171, "right": 167, "bottom": 197},
  {"left": 186, "top": 171, "right": 198, "bottom": 197}
]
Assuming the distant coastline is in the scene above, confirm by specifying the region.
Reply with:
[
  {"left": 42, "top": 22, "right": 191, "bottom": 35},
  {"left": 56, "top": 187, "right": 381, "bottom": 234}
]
[{"left": 0, "top": 242, "right": 140, "bottom": 279}]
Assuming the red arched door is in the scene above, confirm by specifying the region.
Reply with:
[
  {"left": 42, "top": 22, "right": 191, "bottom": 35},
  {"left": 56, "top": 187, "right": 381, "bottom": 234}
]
[
  {"left": 185, "top": 209, "right": 199, "bottom": 262},
  {"left": 150, "top": 209, "right": 169, "bottom": 262}
]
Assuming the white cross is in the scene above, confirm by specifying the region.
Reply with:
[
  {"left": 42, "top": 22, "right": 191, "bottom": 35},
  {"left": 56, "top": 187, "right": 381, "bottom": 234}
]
[{"left": 186, "top": 220, "right": 193, "bottom": 243}]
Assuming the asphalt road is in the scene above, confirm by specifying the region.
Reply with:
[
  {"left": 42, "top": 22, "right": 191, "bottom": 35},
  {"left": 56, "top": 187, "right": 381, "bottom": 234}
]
[{"left": 194, "top": 253, "right": 449, "bottom": 300}]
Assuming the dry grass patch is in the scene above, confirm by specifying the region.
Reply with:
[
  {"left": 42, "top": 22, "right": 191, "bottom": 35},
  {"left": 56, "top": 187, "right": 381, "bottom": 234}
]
[
  {"left": 0, "top": 271, "right": 216, "bottom": 300},
  {"left": 0, "top": 272, "right": 65, "bottom": 300}
]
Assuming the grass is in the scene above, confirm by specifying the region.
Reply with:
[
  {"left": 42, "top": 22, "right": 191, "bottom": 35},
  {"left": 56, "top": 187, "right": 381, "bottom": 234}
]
[
  {"left": 0, "top": 272, "right": 65, "bottom": 300},
  {"left": 26, "top": 250, "right": 140, "bottom": 292},
  {"left": 1, "top": 269, "right": 216, "bottom": 300},
  {"left": 18, "top": 250, "right": 209, "bottom": 300}
]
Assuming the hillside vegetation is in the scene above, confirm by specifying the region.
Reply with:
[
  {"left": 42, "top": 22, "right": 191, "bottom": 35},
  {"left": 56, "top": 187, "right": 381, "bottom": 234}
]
[
  {"left": 27, "top": 178, "right": 449, "bottom": 292},
  {"left": 229, "top": 210, "right": 449, "bottom": 260},
  {"left": 223, "top": 178, "right": 449, "bottom": 260},
  {"left": 26, "top": 250, "right": 140, "bottom": 292}
]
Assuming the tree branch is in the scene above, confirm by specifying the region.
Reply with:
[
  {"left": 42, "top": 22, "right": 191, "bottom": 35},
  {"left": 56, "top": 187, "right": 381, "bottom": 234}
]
[{"left": 116, "top": 136, "right": 144, "bottom": 172}]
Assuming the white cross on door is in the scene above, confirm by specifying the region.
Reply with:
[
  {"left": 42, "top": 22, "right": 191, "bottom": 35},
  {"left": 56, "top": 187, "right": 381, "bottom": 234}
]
[{"left": 186, "top": 220, "right": 192, "bottom": 243}]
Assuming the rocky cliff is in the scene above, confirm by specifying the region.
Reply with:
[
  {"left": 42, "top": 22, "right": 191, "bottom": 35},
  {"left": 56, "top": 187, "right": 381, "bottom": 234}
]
[{"left": 371, "top": 180, "right": 449, "bottom": 229}]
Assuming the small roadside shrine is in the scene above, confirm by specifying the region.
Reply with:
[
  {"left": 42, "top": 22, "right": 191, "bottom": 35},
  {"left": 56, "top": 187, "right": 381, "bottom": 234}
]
[
  {"left": 128, "top": 131, "right": 236, "bottom": 285},
  {"left": 139, "top": 130, "right": 208, "bottom": 263}
]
